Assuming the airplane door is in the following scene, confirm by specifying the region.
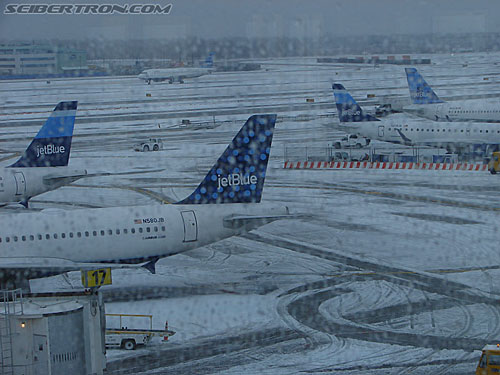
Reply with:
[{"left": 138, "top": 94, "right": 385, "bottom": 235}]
[
  {"left": 378, "top": 126, "right": 385, "bottom": 137},
  {"left": 14, "top": 172, "right": 26, "bottom": 196},
  {"left": 181, "top": 211, "right": 198, "bottom": 242}
]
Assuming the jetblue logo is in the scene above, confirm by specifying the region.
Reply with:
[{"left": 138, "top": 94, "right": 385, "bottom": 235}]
[
  {"left": 415, "top": 88, "right": 426, "bottom": 98},
  {"left": 36, "top": 144, "right": 66, "bottom": 158},
  {"left": 344, "top": 109, "right": 361, "bottom": 116},
  {"left": 217, "top": 173, "right": 257, "bottom": 190}
]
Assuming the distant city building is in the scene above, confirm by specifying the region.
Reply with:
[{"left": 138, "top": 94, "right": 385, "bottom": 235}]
[{"left": 0, "top": 43, "right": 87, "bottom": 76}]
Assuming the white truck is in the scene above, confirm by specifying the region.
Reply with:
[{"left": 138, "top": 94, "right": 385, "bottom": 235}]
[
  {"left": 332, "top": 134, "right": 370, "bottom": 149},
  {"left": 134, "top": 138, "right": 163, "bottom": 152},
  {"left": 105, "top": 314, "right": 175, "bottom": 350}
]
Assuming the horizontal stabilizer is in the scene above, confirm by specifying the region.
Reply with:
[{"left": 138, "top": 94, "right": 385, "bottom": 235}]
[
  {"left": 221, "top": 211, "right": 310, "bottom": 230},
  {"left": 43, "top": 170, "right": 88, "bottom": 185}
]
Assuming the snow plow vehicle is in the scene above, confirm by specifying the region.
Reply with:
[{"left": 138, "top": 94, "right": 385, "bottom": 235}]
[{"left": 476, "top": 344, "right": 500, "bottom": 374}]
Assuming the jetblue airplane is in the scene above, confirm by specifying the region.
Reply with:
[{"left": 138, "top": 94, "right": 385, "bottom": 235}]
[
  {"left": 138, "top": 53, "right": 214, "bottom": 84},
  {"left": 0, "top": 114, "right": 292, "bottom": 287},
  {"left": 404, "top": 68, "right": 500, "bottom": 122},
  {"left": 0, "top": 101, "right": 87, "bottom": 208},
  {"left": 332, "top": 83, "right": 500, "bottom": 152}
]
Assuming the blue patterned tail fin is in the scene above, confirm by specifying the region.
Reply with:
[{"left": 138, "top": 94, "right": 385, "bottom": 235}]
[
  {"left": 332, "top": 84, "right": 379, "bottom": 122},
  {"left": 176, "top": 114, "right": 276, "bottom": 204},
  {"left": 202, "top": 53, "right": 214, "bottom": 68},
  {"left": 9, "top": 101, "right": 77, "bottom": 168},
  {"left": 405, "top": 68, "right": 444, "bottom": 104}
]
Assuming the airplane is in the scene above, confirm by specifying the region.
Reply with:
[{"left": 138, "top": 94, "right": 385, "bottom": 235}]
[
  {"left": 332, "top": 83, "right": 500, "bottom": 153},
  {"left": 0, "top": 101, "right": 87, "bottom": 208},
  {"left": 0, "top": 114, "right": 293, "bottom": 288},
  {"left": 403, "top": 67, "right": 500, "bottom": 122},
  {"left": 138, "top": 53, "right": 214, "bottom": 84}
]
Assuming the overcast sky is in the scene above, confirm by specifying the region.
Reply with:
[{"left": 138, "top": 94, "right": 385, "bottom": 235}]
[{"left": 1, "top": 0, "right": 500, "bottom": 41}]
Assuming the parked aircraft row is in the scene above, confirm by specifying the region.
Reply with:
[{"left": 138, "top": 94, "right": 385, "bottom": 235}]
[
  {"left": 0, "top": 114, "right": 294, "bottom": 288},
  {"left": 333, "top": 83, "right": 500, "bottom": 154},
  {"left": 403, "top": 68, "right": 500, "bottom": 123},
  {"left": 2, "top": 63, "right": 500, "bottom": 289}
]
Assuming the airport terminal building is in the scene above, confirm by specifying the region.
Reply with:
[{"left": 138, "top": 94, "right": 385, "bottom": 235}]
[{"left": 0, "top": 43, "right": 87, "bottom": 76}]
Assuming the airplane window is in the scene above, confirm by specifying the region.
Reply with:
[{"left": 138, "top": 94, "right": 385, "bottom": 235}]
[
  {"left": 93, "top": 231, "right": 97, "bottom": 236},
  {"left": 139, "top": 228, "right": 143, "bottom": 233},
  {"left": 53, "top": 234, "right": 58, "bottom": 239},
  {"left": 162, "top": 226, "right": 166, "bottom": 231},
  {"left": 154, "top": 227, "right": 158, "bottom": 232},
  {"left": 116, "top": 229, "right": 120, "bottom": 235},
  {"left": 100, "top": 230, "right": 105, "bottom": 236},
  {"left": 29, "top": 235, "right": 34, "bottom": 241},
  {"left": 5, "top": 237, "right": 9, "bottom": 243},
  {"left": 69, "top": 232, "right": 74, "bottom": 238},
  {"left": 0, "top": 238, "right": 2, "bottom": 243},
  {"left": 21, "top": 236, "right": 26, "bottom": 241},
  {"left": 37, "top": 234, "right": 42, "bottom": 240},
  {"left": 146, "top": 227, "right": 151, "bottom": 233},
  {"left": 45, "top": 234, "right": 50, "bottom": 240},
  {"left": 77, "top": 232, "right": 82, "bottom": 238},
  {"left": 131, "top": 228, "right": 136, "bottom": 234},
  {"left": 13, "top": 236, "right": 18, "bottom": 242},
  {"left": 61, "top": 233, "right": 66, "bottom": 238},
  {"left": 108, "top": 230, "right": 113, "bottom": 235},
  {"left": 85, "top": 231, "right": 90, "bottom": 237}
]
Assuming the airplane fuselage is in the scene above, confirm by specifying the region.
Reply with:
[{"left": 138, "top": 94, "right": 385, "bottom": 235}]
[
  {"left": 138, "top": 68, "right": 212, "bottom": 84},
  {"left": 0, "top": 167, "right": 87, "bottom": 206},
  {"left": 404, "top": 101, "right": 500, "bottom": 123},
  {"left": 0, "top": 203, "right": 287, "bottom": 264},
  {"left": 343, "top": 117, "right": 500, "bottom": 149}
]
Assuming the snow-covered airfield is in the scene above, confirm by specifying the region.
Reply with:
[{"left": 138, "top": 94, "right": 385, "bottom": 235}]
[{"left": 2, "top": 53, "right": 500, "bottom": 374}]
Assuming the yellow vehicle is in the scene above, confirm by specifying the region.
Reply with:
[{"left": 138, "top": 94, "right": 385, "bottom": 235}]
[
  {"left": 476, "top": 344, "right": 500, "bottom": 374},
  {"left": 488, "top": 151, "right": 500, "bottom": 174}
]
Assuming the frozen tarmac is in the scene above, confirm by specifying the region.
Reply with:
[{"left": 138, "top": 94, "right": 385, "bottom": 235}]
[{"left": 2, "top": 53, "right": 500, "bottom": 374}]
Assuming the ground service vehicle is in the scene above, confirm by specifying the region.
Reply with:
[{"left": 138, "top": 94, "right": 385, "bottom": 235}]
[
  {"left": 134, "top": 138, "right": 163, "bottom": 152},
  {"left": 105, "top": 314, "right": 175, "bottom": 350},
  {"left": 488, "top": 151, "right": 500, "bottom": 174},
  {"left": 333, "top": 134, "right": 371, "bottom": 149},
  {"left": 476, "top": 344, "right": 500, "bottom": 374}
]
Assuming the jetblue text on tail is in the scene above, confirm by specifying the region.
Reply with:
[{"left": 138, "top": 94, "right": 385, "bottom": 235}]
[
  {"left": 177, "top": 114, "right": 277, "bottom": 204},
  {"left": 9, "top": 101, "right": 77, "bottom": 168}
]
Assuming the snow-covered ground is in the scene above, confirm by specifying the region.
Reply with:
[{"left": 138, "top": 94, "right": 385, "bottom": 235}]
[{"left": 3, "top": 53, "right": 500, "bottom": 374}]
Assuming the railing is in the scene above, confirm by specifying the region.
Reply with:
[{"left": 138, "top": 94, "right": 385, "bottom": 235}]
[{"left": 0, "top": 289, "right": 24, "bottom": 375}]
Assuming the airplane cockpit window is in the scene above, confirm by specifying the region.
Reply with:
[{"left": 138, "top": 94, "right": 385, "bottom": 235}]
[{"left": 2, "top": 1, "right": 500, "bottom": 374}]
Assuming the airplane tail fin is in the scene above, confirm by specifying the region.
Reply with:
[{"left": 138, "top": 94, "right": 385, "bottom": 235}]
[
  {"left": 176, "top": 114, "right": 277, "bottom": 204},
  {"left": 332, "top": 84, "right": 379, "bottom": 123},
  {"left": 405, "top": 68, "right": 444, "bottom": 104},
  {"left": 202, "top": 53, "right": 214, "bottom": 68},
  {"left": 9, "top": 101, "right": 77, "bottom": 168}
]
